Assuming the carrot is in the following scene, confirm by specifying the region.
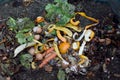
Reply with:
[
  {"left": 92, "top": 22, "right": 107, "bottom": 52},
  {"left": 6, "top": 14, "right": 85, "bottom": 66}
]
[
  {"left": 56, "top": 30, "right": 67, "bottom": 42},
  {"left": 42, "top": 47, "right": 54, "bottom": 57},
  {"left": 39, "top": 52, "right": 57, "bottom": 68}
]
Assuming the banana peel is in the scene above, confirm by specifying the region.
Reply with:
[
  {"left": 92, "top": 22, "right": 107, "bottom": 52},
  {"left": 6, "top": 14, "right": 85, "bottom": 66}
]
[
  {"left": 65, "top": 23, "right": 82, "bottom": 32},
  {"left": 48, "top": 24, "right": 73, "bottom": 37},
  {"left": 14, "top": 40, "right": 43, "bottom": 57}
]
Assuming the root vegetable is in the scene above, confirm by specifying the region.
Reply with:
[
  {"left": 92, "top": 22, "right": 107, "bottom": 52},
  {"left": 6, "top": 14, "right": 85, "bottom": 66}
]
[
  {"left": 42, "top": 47, "right": 54, "bottom": 57},
  {"left": 39, "top": 52, "right": 57, "bottom": 68}
]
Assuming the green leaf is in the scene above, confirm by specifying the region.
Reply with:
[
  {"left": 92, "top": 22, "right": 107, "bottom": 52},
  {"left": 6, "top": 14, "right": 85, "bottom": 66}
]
[
  {"left": 15, "top": 31, "right": 34, "bottom": 44},
  {"left": 57, "top": 69, "right": 66, "bottom": 80},
  {"left": 17, "top": 17, "right": 35, "bottom": 30},
  {"left": 45, "top": 0, "right": 75, "bottom": 26},
  {"left": 51, "top": 29, "right": 56, "bottom": 35},
  {"left": 54, "top": 0, "right": 68, "bottom": 3},
  {"left": 45, "top": 4, "right": 56, "bottom": 15},
  {"left": 6, "top": 17, "right": 17, "bottom": 31},
  {"left": 19, "top": 54, "right": 33, "bottom": 69},
  {"left": 26, "top": 35, "right": 34, "bottom": 42},
  {"left": 0, "top": 63, "right": 14, "bottom": 75},
  {"left": 56, "top": 15, "right": 70, "bottom": 26},
  {"left": 16, "top": 32, "right": 26, "bottom": 44}
]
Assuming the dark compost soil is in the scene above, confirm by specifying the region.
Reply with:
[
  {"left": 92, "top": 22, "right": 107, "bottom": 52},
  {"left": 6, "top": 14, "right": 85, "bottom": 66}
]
[{"left": 0, "top": 0, "right": 120, "bottom": 80}]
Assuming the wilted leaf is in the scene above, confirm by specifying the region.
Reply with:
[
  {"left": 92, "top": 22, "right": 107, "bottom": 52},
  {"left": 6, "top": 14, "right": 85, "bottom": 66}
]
[
  {"left": 0, "top": 63, "right": 14, "bottom": 75},
  {"left": 57, "top": 69, "right": 66, "bottom": 80},
  {"left": 17, "top": 17, "right": 35, "bottom": 30},
  {"left": 6, "top": 17, "right": 17, "bottom": 31},
  {"left": 56, "top": 15, "right": 70, "bottom": 26},
  {"left": 16, "top": 32, "right": 34, "bottom": 44},
  {"left": 19, "top": 54, "right": 33, "bottom": 69},
  {"left": 54, "top": 0, "right": 67, "bottom": 3}
]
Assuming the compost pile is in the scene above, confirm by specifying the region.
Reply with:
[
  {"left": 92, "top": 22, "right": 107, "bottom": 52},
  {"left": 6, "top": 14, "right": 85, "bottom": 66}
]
[{"left": 0, "top": 0, "right": 120, "bottom": 80}]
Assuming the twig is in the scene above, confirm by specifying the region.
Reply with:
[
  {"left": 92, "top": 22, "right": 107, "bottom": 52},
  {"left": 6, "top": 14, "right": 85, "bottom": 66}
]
[{"left": 0, "top": 39, "right": 6, "bottom": 45}]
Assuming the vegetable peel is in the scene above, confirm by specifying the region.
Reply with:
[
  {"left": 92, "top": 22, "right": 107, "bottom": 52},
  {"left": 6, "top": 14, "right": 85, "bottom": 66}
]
[
  {"left": 53, "top": 42, "right": 69, "bottom": 65},
  {"left": 66, "top": 23, "right": 82, "bottom": 32},
  {"left": 56, "top": 30, "right": 67, "bottom": 42},
  {"left": 14, "top": 42, "right": 37, "bottom": 57}
]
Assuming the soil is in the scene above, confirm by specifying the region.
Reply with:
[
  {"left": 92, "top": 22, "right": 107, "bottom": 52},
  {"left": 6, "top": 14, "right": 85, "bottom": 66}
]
[{"left": 0, "top": 0, "right": 120, "bottom": 80}]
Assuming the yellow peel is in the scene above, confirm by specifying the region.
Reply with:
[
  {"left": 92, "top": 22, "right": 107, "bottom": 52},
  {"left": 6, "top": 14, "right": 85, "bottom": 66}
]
[
  {"left": 34, "top": 44, "right": 41, "bottom": 54},
  {"left": 66, "top": 23, "right": 82, "bottom": 32},
  {"left": 32, "top": 39, "right": 43, "bottom": 54},
  {"left": 54, "top": 42, "right": 69, "bottom": 65},
  {"left": 33, "top": 39, "right": 43, "bottom": 46},
  {"left": 85, "top": 23, "right": 99, "bottom": 29},
  {"left": 46, "top": 38, "right": 55, "bottom": 42},
  {"left": 72, "top": 41, "right": 80, "bottom": 50},
  {"left": 70, "top": 18, "right": 80, "bottom": 26},
  {"left": 78, "top": 55, "right": 89, "bottom": 67},
  {"left": 76, "top": 12, "right": 99, "bottom": 23},
  {"left": 48, "top": 24, "right": 73, "bottom": 37},
  {"left": 47, "top": 24, "right": 56, "bottom": 33},
  {"left": 54, "top": 26, "right": 73, "bottom": 37},
  {"left": 56, "top": 30, "right": 67, "bottom": 42},
  {"left": 31, "top": 62, "right": 36, "bottom": 69},
  {"left": 53, "top": 42, "right": 64, "bottom": 61}
]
